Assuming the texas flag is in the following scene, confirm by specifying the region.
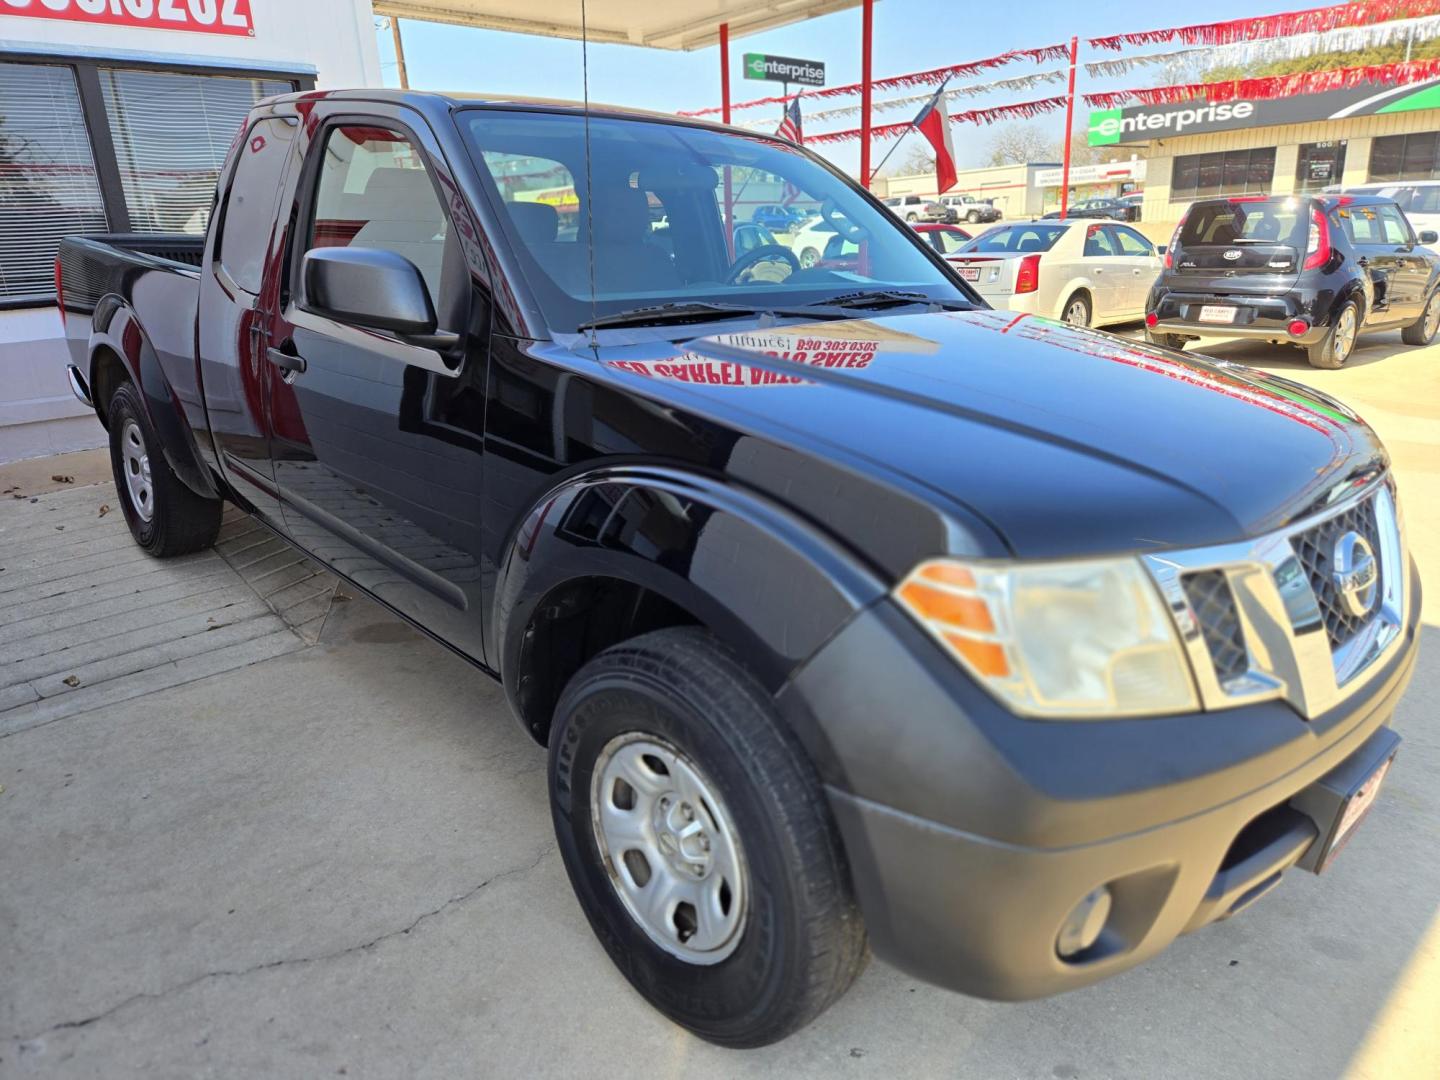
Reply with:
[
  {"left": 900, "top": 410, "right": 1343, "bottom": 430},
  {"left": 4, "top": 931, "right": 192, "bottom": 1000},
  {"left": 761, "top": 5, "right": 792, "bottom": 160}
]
[{"left": 914, "top": 88, "right": 957, "bottom": 194}]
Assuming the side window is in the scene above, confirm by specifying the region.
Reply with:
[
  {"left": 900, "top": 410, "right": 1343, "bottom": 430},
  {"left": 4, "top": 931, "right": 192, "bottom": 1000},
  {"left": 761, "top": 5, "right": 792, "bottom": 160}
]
[
  {"left": 1083, "top": 225, "right": 1117, "bottom": 257},
  {"left": 1409, "top": 186, "right": 1440, "bottom": 213},
  {"left": 1110, "top": 226, "right": 1153, "bottom": 256},
  {"left": 1342, "top": 205, "right": 1384, "bottom": 245},
  {"left": 1378, "top": 204, "right": 1414, "bottom": 245},
  {"left": 306, "top": 124, "right": 451, "bottom": 303},
  {"left": 935, "top": 230, "right": 967, "bottom": 255},
  {"left": 218, "top": 117, "right": 297, "bottom": 293}
]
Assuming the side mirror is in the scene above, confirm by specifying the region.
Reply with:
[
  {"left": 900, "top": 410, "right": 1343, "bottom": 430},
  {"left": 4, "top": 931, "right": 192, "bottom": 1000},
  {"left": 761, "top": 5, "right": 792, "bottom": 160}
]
[
  {"left": 1420, "top": 230, "right": 1438, "bottom": 245},
  {"left": 1156, "top": 244, "right": 1167, "bottom": 256},
  {"left": 304, "top": 247, "right": 454, "bottom": 348}
]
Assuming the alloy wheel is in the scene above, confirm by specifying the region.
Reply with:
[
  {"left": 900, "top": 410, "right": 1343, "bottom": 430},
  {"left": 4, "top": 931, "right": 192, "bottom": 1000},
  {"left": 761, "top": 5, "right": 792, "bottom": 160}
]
[{"left": 1334, "top": 305, "right": 1357, "bottom": 361}]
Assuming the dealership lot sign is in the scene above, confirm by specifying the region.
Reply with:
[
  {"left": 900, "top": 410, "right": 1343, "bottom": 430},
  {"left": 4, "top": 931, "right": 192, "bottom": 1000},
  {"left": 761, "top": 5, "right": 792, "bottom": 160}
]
[
  {"left": 0, "top": 0, "right": 254, "bottom": 37},
  {"left": 1089, "top": 78, "right": 1440, "bottom": 146},
  {"left": 743, "top": 52, "right": 825, "bottom": 87}
]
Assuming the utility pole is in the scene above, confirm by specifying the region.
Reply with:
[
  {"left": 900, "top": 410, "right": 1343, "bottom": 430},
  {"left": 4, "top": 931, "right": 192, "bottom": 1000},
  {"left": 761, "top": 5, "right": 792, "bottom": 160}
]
[{"left": 390, "top": 17, "right": 410, "bottom": 89}]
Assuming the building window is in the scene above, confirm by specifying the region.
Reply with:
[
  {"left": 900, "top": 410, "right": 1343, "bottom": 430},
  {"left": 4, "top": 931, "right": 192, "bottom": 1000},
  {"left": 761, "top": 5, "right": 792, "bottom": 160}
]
[
  {"left": 1296, "top": 141, "right": 1347, "bottom": 193},
  {"left": 1368, "top": 132, "right": 1440, "bottom": 181},
  {"left": 101, "top": 68, "right": 292, "bottom": 234},
  {"left": 0, "top": 62, "right": 108, "bottom": 304},
  {"left": 1171, "top": 147, "right": 1277, "bottom": 200}
]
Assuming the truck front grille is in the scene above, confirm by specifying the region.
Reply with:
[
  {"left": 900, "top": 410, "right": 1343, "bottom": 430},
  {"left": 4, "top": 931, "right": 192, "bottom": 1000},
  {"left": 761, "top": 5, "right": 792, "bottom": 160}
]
[
  {"left": 1181, "top": 571, "right": 1248, "bottom": 684},
  {"left": 1290, "top": 496, "right": 1383, "bottom": 650}
]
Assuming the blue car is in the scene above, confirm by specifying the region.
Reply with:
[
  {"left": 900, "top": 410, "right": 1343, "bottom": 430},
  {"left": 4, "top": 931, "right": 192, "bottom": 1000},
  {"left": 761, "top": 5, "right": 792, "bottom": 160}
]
[{"left": 750, "top": 203, "right": 805, "bottom": 232}]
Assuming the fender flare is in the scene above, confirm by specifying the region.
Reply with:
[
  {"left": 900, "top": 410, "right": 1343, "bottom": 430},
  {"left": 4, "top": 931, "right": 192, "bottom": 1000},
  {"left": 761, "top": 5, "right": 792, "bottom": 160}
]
[
  {"left": 492, "top": 465, "right": 889, "bottom": 740},
  {"left": 88, "top": 296, "right": 222, "bottom": 502}
]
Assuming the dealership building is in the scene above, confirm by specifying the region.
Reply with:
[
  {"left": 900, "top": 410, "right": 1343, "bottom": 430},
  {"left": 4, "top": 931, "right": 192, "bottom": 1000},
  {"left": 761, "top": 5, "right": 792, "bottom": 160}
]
[
  {"left": 1092, "top": 80, "right": 1440, "bottom": 228},
  {"left": 0, "top": 0, "right": 380, "bottom": 461}
]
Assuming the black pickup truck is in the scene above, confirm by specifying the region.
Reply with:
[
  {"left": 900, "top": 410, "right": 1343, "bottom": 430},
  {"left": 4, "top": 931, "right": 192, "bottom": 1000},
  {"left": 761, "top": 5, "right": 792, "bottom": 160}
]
[{"left": 58, "top": 90, "right": 1420, "bottom": 1048}]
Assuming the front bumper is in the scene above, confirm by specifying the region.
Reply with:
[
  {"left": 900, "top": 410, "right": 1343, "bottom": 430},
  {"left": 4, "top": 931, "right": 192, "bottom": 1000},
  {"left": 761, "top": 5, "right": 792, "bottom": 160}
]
[{"left": 779, "top": 563, "right": 1422, "bottom": 1001}]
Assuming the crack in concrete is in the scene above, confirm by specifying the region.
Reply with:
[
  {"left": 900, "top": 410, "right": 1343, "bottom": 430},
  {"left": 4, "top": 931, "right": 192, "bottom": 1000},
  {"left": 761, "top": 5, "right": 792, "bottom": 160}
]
[{"left": 9, "top": 848, "right": 551, "bottom": 1045}]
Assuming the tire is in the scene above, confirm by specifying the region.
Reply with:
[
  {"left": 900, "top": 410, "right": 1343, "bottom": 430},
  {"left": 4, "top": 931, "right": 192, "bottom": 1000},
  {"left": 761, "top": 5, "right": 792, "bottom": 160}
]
[
  {"left": 1401, "top": 289, "right": 1440, "bottom": 345},
  {"left": 1145, "top": 330, "right": 1187, "bottom": 351},
  {"left": 967, "top": 210, "right": 981, "bottom": 224},
  {"left": 548, "top": 627, "right": 866, "bottom": 1048},
  {"left": 1308, "top": 299, "right": 1359, "bottom": 369},
  {"left": 798, "top": 246, "right": 820, "bottom": 269},
  {"left": 1062, "top": 291, "right": 1092, "bottom": 328},
  {"left": 107, "top": 381, "right": 222, "bottom": 557},
  {"left": 905, "top": 212, "right": 918, "bottom": 222}
]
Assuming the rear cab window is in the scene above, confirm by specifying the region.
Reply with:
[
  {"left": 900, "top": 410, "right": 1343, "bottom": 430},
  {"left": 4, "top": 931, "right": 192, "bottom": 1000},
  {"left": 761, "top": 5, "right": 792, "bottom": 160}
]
[
  {"left": 217, "top": 117, "right": 298, "bottom": 293},
  {"left": 963, "top": 224, "right": 1066, "bottom": 253}
]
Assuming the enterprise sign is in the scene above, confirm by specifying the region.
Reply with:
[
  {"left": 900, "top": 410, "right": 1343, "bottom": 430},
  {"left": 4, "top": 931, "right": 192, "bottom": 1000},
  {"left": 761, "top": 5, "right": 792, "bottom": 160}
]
[
  {"left": 1088, "top": 78, "right": 1440, "bottom": 146},
  {"left": 743, "top": 52, "right": 825, "bottom": 87}
]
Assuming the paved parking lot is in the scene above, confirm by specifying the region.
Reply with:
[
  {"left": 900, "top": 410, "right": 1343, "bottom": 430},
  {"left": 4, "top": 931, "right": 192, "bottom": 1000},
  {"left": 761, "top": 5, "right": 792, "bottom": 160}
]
[{"left": 2, "top": 328, "right": 1437, "bottom": 1079}]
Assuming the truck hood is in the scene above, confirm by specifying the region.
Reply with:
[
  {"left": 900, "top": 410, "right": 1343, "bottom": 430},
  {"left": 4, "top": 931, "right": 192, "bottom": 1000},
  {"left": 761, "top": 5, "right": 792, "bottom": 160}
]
[{"left": 584, "top": 309, "right": 1386, "bottom": 559}]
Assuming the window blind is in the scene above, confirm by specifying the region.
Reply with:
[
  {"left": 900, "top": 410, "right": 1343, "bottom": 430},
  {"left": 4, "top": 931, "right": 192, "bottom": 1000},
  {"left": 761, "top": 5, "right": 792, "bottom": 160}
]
[
  {"left": 100, "top": 68, "right": 290, "bottom": 235},
  {"left": 0, "top": 62, "right": 108, "bottom": 304}
]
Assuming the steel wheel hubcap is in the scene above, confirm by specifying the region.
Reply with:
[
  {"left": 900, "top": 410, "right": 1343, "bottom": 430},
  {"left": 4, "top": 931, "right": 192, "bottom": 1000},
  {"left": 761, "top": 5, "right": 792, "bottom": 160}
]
[
  {"left": 591, "top": 733, "right": 747, "bottom": 965},
  {"left": 1335, "top": 307, "right": 1356, "bottom": 359},
  {"left": 1066, "top": 301, "right": 1088, "bottom": 325},
  {"left": 121, "top": 418, "right": 154, "bottom": 522}
]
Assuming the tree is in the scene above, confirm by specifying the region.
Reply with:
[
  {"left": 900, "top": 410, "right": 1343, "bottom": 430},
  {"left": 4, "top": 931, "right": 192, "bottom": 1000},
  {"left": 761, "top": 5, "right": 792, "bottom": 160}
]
[{"left": 986, "top": 122, "right": 1054, "bottom": 166}]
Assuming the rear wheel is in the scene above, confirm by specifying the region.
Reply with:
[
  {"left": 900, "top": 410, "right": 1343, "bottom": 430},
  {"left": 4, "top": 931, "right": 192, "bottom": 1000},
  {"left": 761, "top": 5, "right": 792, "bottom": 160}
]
[
  {"left": 905, "top": 212, "right": 918, "bottom": 222},
  {"left": 967, "top": 210, "right": 981, "bottom": 224},
  {"left": 1062, "top": 291, "right": 1092, "bottom": 328},
  {"left": 107, "top": 381, "right": 221, "bottom": 557},
  {"left": 1308, "top": 300, "right": 1359, "bottom": 369},
  {"left": 548, "top": 627, "right": 866, "bottom": 1048},
  {"left": 1401, "top": 289, "right": 1440, "bottom": 345}
]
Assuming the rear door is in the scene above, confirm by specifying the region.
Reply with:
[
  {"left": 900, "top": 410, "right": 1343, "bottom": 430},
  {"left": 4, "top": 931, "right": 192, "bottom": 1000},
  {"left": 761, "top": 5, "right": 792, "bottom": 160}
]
[
  {"left": 267, "top": 105, "right": 490, "bottom": 661},
  {"left": 1079, "top": 224, "right": 1125, "bottom": 318},
  {"left": 1337, "top": 202, "right": 1423, "bottom": 322},
  {"left": 1375, "top": 203, "right": 1429, "bottom": 317},
  {"left": 197, "top": 109, "right": 300, "bottom": 528}
]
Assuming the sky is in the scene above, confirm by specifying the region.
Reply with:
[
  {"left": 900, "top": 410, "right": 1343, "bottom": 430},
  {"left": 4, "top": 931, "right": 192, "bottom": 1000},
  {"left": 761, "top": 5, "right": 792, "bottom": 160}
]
[{"left": 374, "top": 0, "right": 1274, "bottom": 176}]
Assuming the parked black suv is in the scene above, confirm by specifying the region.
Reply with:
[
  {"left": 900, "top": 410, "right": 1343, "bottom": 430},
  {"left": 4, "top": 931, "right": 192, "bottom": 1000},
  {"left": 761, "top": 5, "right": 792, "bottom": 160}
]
[{"left": 1146, "top": 194, "right": 1440, "bottom": 367}]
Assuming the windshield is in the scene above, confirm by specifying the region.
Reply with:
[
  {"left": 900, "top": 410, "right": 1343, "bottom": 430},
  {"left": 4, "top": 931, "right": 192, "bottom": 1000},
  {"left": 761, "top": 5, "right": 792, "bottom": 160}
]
[
  {"left": 1180, "top": 201, "right": 1304, "bottom": 247},
  {"left": 458, "top": 109, "right": 968, "bottom": 332},
  {"left": 961, "top": 223, "right": 1067, "bottom": 253}
]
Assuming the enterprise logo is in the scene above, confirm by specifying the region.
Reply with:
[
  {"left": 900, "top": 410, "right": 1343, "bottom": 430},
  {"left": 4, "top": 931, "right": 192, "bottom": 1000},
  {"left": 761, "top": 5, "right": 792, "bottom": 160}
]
[{"left": 1088, "top": 102, "right": 1255, "bottom": 145}]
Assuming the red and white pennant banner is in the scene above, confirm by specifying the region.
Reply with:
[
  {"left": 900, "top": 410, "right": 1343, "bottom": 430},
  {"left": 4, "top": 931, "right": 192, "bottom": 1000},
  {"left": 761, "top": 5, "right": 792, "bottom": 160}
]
[
  {"left": 678, "top": 43, "right": 1069, "bottom": 117},
  {"left": 804, "top": 96, "right": 1069, "bottom": 146},
  {"left": 1083, "top": 57, "right": 1440, "bottom": 108},
  {"left": 1088, "top": 0, "right": 1440, "bottom": 52}
]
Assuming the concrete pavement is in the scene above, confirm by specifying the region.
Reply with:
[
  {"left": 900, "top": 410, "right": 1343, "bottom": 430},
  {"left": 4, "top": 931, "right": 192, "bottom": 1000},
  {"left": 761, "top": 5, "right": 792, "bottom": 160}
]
[{"left": 2, "top": 332, "right": 1438, "bottom": 1079}]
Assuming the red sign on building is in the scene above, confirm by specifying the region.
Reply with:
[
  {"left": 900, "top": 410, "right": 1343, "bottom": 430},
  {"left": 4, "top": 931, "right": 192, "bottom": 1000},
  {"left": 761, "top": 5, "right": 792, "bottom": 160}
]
[{"left": 0, "top": 0, "right": 255, "bottom": 38}]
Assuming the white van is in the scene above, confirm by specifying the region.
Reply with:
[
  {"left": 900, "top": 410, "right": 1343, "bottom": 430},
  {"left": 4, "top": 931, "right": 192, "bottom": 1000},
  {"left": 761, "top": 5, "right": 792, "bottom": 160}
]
[{"left": 1338, "top": 181, "right": 1440, "bottom": 239}]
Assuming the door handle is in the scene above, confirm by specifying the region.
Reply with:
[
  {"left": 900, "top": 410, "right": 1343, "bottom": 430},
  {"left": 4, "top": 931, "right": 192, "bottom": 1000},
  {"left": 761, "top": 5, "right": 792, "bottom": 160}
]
[{"left": 266, "top": 348, "right": 306, "bottom": 375}]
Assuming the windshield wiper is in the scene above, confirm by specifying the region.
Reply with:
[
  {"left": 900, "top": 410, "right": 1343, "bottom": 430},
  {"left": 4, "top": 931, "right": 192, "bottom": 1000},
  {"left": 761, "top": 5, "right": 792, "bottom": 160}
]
[
  {"left": 577, "top": 302, "right": 766, "bottom": 331},
  {"left": 799, "top": 289, "right": 971, "bottom": 312}
]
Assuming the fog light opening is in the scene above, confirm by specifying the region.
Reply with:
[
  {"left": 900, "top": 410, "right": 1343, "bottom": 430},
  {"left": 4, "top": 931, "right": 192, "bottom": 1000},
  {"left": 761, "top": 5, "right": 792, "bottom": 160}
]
[
  {"left": 1287, "top": 319, "right": 1310, "bottom": 337},
  {"left": 1056, "top": 886, "right": 1113, "bottom": 960},
  {"left": 1144, "top": 312, "right": 1158, "bottom": 328}
]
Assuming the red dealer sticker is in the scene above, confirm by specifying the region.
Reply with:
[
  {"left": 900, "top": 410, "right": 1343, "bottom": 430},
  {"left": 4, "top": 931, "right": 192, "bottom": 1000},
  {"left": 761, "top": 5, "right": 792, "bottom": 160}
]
[{"left": 0, "top": 0, "right": 255, "bottom": 38}]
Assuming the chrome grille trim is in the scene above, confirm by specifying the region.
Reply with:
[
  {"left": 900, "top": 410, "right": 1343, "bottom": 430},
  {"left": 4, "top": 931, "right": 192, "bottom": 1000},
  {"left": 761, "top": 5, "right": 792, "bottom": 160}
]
[{"left": 1142, "top": 477, "right": 1406, "bottom": 720}]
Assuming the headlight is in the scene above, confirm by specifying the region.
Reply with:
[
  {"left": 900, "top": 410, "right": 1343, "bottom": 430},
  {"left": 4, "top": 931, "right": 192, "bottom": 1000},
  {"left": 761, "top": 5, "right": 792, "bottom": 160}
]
[{"left": 895, "top": 558, "right": 1198, "bottom": 719}]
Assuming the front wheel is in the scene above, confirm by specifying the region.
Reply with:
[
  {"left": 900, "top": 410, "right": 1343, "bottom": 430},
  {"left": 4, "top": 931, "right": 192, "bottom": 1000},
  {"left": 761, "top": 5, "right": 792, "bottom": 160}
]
[
  {"left": 107, "top": 381, "right": 221, "bottom": 557},
  {"left": 967, "top": 210, "right": 981, "bottom": 223},
  {"left": 798, "top": 246, "right": 820, "bottom": 269},
  {"left": 1401, "top": 289, "right": 1440, "bottom": 345},
  {"left": 1308, "top": 299, "right": 1359, "bottom": 368},
  {"left": 905, "top": 212, "right": 918, "bottom": 222},
  {"left": 548, "top": 628, "right": 866, "bottom": 1048}
]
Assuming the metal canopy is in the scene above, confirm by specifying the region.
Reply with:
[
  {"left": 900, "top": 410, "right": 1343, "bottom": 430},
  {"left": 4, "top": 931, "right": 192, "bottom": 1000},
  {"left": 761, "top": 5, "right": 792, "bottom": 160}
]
[{"left": 372, "top": 0, "right": 863, "bottom": 51}]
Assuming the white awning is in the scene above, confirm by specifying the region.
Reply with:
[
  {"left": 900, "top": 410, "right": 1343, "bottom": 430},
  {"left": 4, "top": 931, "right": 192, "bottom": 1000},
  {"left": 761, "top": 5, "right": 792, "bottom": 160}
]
[{"left": 371, "top": 0, "right": 865, "bottom": 51}]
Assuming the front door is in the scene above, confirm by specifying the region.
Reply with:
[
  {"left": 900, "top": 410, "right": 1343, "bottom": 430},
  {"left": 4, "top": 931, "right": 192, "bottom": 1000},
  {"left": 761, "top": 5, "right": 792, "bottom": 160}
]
[
  {"left": 266, "top": 107, "right": 490, "bottom": 661},
  {"left": 1080, "top": 224, "right": 1124, "bottom": 320}
]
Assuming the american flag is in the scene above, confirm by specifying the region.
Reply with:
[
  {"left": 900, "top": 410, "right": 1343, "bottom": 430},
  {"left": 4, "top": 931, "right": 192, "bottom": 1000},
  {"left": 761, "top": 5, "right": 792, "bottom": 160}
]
[{"left": 775, "top": 97, "right": 803, "bottom": 144}]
